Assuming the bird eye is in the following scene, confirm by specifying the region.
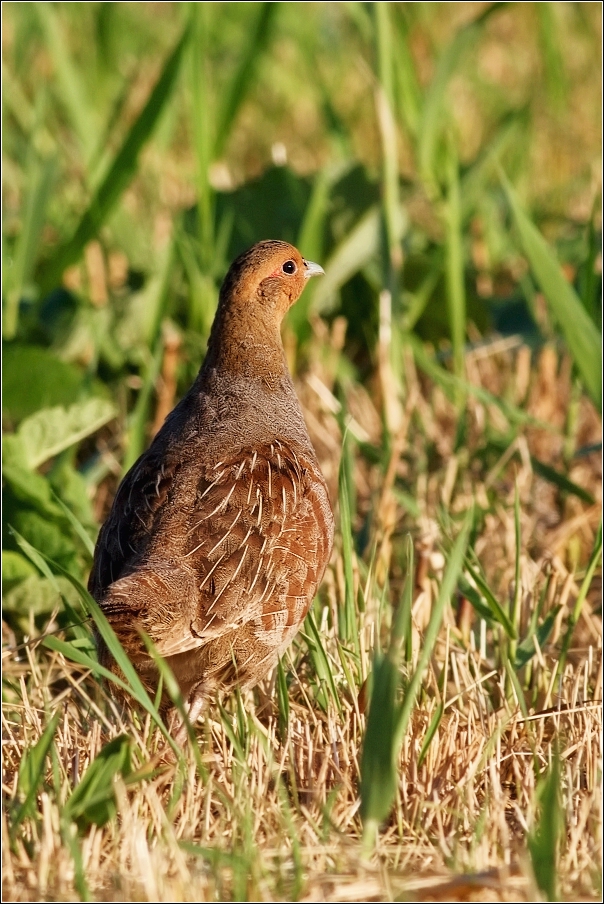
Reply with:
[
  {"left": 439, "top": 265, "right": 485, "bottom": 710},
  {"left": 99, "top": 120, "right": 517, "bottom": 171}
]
[{"left": 282, "top": 260, "right": 297, "bottom": 275}]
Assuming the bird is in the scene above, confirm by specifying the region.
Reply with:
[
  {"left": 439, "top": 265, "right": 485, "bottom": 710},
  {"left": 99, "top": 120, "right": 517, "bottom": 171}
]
[{"left": 88, "top": 240, "right": 334, "bottom": 740}]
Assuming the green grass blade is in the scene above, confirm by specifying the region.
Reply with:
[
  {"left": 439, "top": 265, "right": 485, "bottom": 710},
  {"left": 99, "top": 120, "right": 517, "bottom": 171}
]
[
  {"left": 465, "top": 559, "right": 516, "bottom": 639},
  {"left": 338, "top": 432, "right": 358, "bottom": 647},
  {"left": 508, "top": 480, "right": 522, "bottom": 669},
  {"left": 502, "top": 174, "right": 602, "bottom": 408},
  {"left": 391, "top": 7, "right": 422, "bottom": 139},
  {"left": 528, "top": 751, "right": 563, "bottom": 901},
  {"left": 3, "top": 153, "right": 57, "bottom": 339},
  {"left": 59, "top": 819, "right": 91, "bottom": 902},
  {"left": 394, "top": 512, "right": 472, "bottom": 751},
  {"left": 122, "top": 336, "right": 164, "bottom": 473},
  {"left": 417, "top": 701, "right": 444, "bottom": 769},
  {"left": 43, "top": 635, "right": 136, "bottom": 698},
  {"left": 444, "top": 145, "right": 465, "bottom": 381},
  {"left": 12, "top": 536, "right": 174, "bottom": 749},
  {"left": 529, "top": 458, "right": 594, "bottom": 504},
  {"left": 375, "top": 2, "right": 404, "bottom": 280},
  {"left": 14, "top": 712, "right": 60, "bottom": 829},
  {"left": 33, "top": 3, "right": 97, "bottom": 163},
  {"left": 417, "top": 3, "right": 506, "bottom": 190},
  {"left": 504, "top": 658, "right": 529, "bottom": 718},
  {"left": 50, "top": 492, "right": 96, "bottom": 559},
  {"left": 515, "top": 605, "right": 561, "bottom": 671},
  {"left": 276, "top": 658, "right": 290, "bottom": 741},
  {"left": 359, "top": 646, "right": 400, "bottom": 835},
  {"left": 537, "top": 2, "right": 567, "bottom": 113},
  {"left": 303, "top": 611, "right": 343, "bottom": 715},
  {"left": 361, "top": 513, "right": 471, "bottom": 841},
  {"left": 214, "top": 2, "right": 278, "bottom": 159},
  {"left": 190, "top": 3, "right": 215, "bottom": 265},
  {"left": 400, "top": 534, "right": 414, "bottom": 664},
  {"left": 459, "top": 110, "right": 525, "bottom": 221},
  {"left": 64, "top": 735, "right": 132, "bottom": 829},
  {"left": 408, "top": 334, "right": 551, "bottom": 430},
  {"left": 39, "top": 25, "right": 190, "bottom": 293},
  {"left": 312, "top": 206, "right": 380, "bottom": 313},
  {"left": 554, "top": 521, "right": 602, "bottom": 686}
]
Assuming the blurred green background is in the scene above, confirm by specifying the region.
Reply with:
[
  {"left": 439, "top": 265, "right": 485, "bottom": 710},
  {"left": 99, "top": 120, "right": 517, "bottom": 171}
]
[{"left": 2, "top": 1, "right": 602, "bottom": 619}]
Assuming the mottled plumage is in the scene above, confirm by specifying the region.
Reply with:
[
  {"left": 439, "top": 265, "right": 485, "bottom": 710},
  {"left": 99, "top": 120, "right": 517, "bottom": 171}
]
[{"left": 89, "top": 241, "right": 334, "bottom": 731}]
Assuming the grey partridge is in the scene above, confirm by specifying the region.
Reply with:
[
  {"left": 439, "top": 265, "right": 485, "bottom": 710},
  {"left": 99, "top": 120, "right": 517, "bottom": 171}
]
[{"left": 89, "top": 240, "right": 334, "bottom": 733}]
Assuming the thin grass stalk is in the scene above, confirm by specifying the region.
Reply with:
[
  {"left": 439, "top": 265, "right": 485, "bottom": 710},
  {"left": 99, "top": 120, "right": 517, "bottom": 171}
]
[
  {"left": 554, "top": 522, "right": 602, "bottom": 691},
  {"left": 190, "top": 3, "right": 215, "bottom": 271},
  {"left": 507, "top": 480, "right": 522, "bottom": 683},
  {"left": 213, "top": 2, "right": 278, "bottom": 160},
  {"left": 361, "top": 515, "right": 471, "bottom": 849},
  {"left": 3, "top": 151, "right": 57, "bottom": 339},
  {"left": 338, "top": 431, "right": 359, "bottom": 649},
  {"left": 123, "top": 339, "right": 164, "bottom": 473},
  {"left": 39, "top": 23, "right": 190, "bottom": 294},
  {"left": 444, "top": 142, "right": 466, "bottom": 384},
  {"left": 375, "top": 1, "right": 403, "bottom": 286},
  {"left": 33, "top": 2, "right": 97, "bottom": 166},
  {"left": 502, "top": 172, "right": 602, "bottom": 408},
  {"left": 393, "top": 512, "right": 472, "bottom": 753}
]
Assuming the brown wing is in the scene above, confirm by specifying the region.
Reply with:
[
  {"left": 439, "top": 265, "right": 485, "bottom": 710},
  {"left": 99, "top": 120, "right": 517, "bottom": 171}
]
[
  {"left": 87, "top": 446, "right": 181, "bottom": 600},
  {"left": 184, "top": 441, "right": 334, "bottom": 654},
  {"left": 92, "top": 440, "right": 333, "bottom": 688}
]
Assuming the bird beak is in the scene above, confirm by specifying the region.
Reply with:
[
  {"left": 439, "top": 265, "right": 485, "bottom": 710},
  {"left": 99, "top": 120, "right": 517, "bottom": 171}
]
[{"left": 303, "top": 259, "right": 325, "bottom": 280}]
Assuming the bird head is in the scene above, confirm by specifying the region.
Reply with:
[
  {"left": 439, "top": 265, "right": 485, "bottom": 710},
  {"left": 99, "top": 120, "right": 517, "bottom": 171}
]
[{"left": 220, "top": 240, "right": 324, "bottom": 318}]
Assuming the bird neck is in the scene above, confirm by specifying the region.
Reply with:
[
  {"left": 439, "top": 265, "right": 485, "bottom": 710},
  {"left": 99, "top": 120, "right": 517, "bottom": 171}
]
[{"left": 199, "top": 297, "right": 290, "bottom": 385}]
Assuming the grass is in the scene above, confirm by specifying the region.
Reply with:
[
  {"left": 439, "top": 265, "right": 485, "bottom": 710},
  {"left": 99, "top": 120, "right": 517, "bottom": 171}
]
[{"left": 2, "top": 2, "right": 602, "bottom": 901}]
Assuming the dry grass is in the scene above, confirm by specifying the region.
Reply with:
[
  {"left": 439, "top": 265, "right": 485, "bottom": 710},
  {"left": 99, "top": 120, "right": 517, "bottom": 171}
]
[{"left": 2, "top": 340, "right": 601, "bottom": 902}]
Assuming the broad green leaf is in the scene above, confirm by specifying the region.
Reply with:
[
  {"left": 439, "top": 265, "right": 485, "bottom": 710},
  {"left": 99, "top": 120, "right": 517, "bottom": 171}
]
[
  {"left": 502, "top": 175, "right": 602, "bottom": 408},
  {"left": 5, "top": 399, "right": 115, "bottom": 470},
  {"left": 6, "top": 509, "right": 79, "bottom": 574},
  {"left": 2, "top": 346, "right": 91, "bottom": 425},
  {"left": 3, "top": 574, "right": 81, "bottom": 617},
  {"left": 2, "top": 464, "right": 64, "bottom": 519},
  {"left": 2, "top": 550, "right": 38, "bottom": 588}
]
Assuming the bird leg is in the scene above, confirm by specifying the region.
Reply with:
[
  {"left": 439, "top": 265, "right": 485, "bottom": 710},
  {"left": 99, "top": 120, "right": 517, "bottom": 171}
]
[{"left": 163, "top": 681, "right": 210, "bottom": 758}]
